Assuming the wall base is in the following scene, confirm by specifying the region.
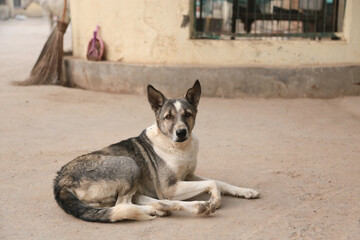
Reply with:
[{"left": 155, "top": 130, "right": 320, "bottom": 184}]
[{"left": 64, "top": 57, "right": 360, "bottom": 98}]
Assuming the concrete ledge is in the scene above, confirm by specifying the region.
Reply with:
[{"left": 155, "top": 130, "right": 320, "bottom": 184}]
[{"left": 64, "top": 57, "right": 360, "bottom": 98}]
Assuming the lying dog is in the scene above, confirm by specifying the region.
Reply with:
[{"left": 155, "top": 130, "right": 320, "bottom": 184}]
[{"left": 53, "top": 80, "right": 259, "bottom": 222}]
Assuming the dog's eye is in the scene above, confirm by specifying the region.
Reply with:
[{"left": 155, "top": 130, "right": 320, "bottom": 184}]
[
  {"left": 185, "top": 113, "right": 192, "bottom": 118},
  {"left": 165, "top": 113, "right": 172, "bottom": 120}
]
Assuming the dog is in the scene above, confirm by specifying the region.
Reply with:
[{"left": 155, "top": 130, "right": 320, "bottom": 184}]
[{"left": 53, "top": 80, "right": 260, "bottom": 222}]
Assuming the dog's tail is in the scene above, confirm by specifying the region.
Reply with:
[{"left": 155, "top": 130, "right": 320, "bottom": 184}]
[{"left": 53, "top": 183, "right": 155, "bottom": 222}]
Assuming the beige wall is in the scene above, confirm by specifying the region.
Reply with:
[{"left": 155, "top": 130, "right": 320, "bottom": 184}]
[{"left": 70, "top": 0, "right": 360, "bottom": 66}]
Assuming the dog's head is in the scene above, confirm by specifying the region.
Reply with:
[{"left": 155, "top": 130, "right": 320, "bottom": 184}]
[{"left": 147, "top": 80, "right": 201, "bottom": 143}]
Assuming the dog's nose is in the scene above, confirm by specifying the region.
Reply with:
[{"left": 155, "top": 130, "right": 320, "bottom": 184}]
[{"left": 176, "top": 129, "right": 187, "bottom": 138}]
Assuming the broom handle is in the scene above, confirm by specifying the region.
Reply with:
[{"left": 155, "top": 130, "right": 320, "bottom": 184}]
[{"left": 61, "top": 0, "right": 67, "bottom": 22}]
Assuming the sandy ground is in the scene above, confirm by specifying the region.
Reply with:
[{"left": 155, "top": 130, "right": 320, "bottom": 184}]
[{"left": 0, "top": 18, "right": 360, "bottom": 240}]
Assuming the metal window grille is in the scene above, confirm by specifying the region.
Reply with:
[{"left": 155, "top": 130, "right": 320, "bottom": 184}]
[
  {"left": 193, "top": 0, "right": 346, "bottom": 40},
  {"left": 13, "top": 0, "right": 21, "bottom": 8}
]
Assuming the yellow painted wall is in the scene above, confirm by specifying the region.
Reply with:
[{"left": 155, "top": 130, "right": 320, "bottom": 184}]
[{"left": 70, "top": 0, "right": 360, "bottom": 66}]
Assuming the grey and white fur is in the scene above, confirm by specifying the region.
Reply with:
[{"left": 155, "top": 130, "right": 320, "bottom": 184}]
[{"left": 53, "top": 80, "right": 260, "bottom": 222}]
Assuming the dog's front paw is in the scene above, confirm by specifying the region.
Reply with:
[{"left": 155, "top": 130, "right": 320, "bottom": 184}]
[
  {"left": 195, "top": 201, "right": 213, "bottom": 215},
  {"left": 243, "top": 189, "right": 260, "bottom": 199},
  {"left": 234, "top": 188, "right": 260, "bottom": 199},
  {"left": 151, "top": 202, "right": 173, "bottom": 217}
]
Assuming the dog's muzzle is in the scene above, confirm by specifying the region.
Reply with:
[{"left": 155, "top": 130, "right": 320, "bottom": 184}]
[{"left": 175, "top": 128, "right": 188, "bottom": 142}]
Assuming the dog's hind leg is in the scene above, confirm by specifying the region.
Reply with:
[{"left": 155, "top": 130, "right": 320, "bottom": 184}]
[
  {"left": 111, "top": 187, "right": 169, "bottom": 220},
  {"left": 110, "top": 203, "right": 168, "bottom": 221},
  {"left": 133, "top": 195, "right": 212, "bottom": 215},
  {"left": 110, "top": 190, "right": 168, "bottom": 220},
  {"left": 115, "top": 184, "right": 137, "bottom": 205},
  {"left": 163, "top": 180, "right": 222, "bottom": 213}
]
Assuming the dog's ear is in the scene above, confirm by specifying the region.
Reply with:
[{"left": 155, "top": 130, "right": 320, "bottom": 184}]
[
  {"left": 185, "top": 80, "right": 201, "bottom": 107},
  {"left": 147, "top": 85, "right": 166, "bottom": 111}
]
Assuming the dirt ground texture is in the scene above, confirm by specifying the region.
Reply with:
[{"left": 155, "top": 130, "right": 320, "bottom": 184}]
[{"left": 1, "top": 18, "right": 360, "bottom": 240}]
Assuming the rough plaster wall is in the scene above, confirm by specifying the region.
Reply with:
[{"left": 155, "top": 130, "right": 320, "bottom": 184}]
[{"left": 70, "top": 0, "right": 360, "bottom": 66}]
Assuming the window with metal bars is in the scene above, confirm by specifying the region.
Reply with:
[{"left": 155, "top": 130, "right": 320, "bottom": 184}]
[
  {"left": 193, "top": 0, "right": 346, "bottom": 40},
  {"left": 13, "top": 0, "right": 22, "bottom": 8}
]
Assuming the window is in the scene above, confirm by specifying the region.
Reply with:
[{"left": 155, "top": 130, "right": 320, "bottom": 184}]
[
  {"left": 13, "top": 0, "right": 21, "bottom": 8},
  {"left": 193, "top": 0, "right": 346, "bottom": 40}
]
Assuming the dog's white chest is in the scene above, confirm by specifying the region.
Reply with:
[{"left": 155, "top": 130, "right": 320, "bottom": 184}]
[
  {"left": 154, "top": 143, "right": 197, "bottom": 180},
  {"left": 146, "top": 125, "right": 199, "bottom": 180}
]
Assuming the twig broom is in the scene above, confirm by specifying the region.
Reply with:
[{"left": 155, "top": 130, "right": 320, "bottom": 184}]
[{"left": 18, "top": 0, "right": 69, "bottom": 86}]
